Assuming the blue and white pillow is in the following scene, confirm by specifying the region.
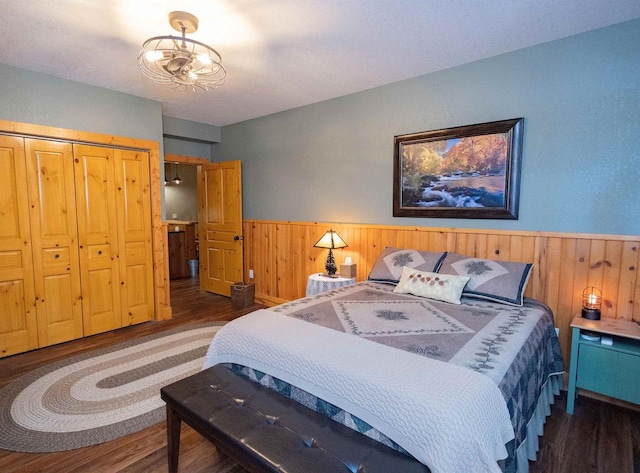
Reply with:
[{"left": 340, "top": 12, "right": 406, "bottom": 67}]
[
  {"left": 437, "top": 252, "right": 533, "bottom": 306},
  {"left": 367, "top": 247, "right": 447, "bottom": 284}
]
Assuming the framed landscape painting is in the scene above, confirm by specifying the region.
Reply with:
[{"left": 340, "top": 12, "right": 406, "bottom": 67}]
[{"left": 393, "top": 118, "right": 523, "bottom": 219}]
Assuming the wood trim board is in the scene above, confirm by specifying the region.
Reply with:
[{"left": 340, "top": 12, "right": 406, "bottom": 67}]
[{"left": 164, "top": 153, "right": 210, "bottom": 165}]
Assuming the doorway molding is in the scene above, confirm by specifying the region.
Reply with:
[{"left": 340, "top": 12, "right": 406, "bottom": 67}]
[{"left": 164, "top": 153, "right": 210, "bottom": 165}]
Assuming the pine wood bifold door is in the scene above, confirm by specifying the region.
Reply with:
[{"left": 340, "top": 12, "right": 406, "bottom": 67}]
[
  {"left": 73, "top": 144, "right": 122, "bottom": 336},
  {"left": 0, "top": 136, "right": 38, "bottom": 357},
  {"left": 73, "top": 145, "right": 154, "bottom": 335},
  {"left": 198, "top": 161, "right": 243, "bottom": 297},
  {"left": 0, "top": 131, "right": 157, "bottom": 357},
  {"left": 25, "top": 139, "right": 83, "bottom": 347},
  {"left": 114, "top": 149, "right": 154, "bottom": 326}
]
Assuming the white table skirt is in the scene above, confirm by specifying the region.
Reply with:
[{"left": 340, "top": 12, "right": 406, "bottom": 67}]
[{"left": 306, "top": 273, "right": 356, "bottom": 296}]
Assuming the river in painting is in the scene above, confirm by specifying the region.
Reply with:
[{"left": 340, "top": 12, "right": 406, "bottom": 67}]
[{"left": 408, "top": 174, "right": 505, "bottom": 208}]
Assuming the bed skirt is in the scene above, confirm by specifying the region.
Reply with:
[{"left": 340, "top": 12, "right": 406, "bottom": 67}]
[{"left": 514, "top": 373, "right": 562, "bottom": 472}]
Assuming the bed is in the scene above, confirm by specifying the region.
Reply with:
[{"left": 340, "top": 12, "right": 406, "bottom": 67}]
[{"left": 203, "top": 249, "right": 564, "bottom": 473}]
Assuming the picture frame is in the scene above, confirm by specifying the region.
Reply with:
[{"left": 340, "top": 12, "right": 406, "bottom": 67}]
[{"left": 393, "top": 118, "right": 523, "bottom": 219}]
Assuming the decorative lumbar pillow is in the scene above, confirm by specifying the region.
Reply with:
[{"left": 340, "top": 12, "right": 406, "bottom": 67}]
[
  {"left": 437, "top": 252, "right": 533, "bottom": 306},
  {"left": 367, "top": 247, "right": 448, "bottom": 284},
  {"left": 393, "top": 267, "right": 470, "bottom": 304}
]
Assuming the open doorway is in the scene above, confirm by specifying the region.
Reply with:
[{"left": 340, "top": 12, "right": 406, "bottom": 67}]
[
  {"left": 163, "top": 155, "right": 244, "bottom": 299},
  {"left": 164, "top": 155, "right": 208, "bottom": 283}
]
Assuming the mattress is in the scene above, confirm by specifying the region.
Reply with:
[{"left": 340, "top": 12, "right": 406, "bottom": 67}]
[{"left": 204, "top": 281, "right": 564, "bottom": 473}]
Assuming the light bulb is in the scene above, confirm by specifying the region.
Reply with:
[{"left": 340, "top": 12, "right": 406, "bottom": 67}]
[
  {"left": 145, "top": 50, "right": 164, "bottom": 62},
  {"left": 196, "top": 53, "right": 211, "bottom": 65}
]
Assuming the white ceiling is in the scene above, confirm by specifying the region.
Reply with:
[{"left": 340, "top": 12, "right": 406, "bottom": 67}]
[{"left": 2, "top": 1, "right": 639, "bottom": 127}]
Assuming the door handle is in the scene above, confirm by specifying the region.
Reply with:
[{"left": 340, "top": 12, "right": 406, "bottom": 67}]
[{"left": 234, "top": 235, "right": 244, "bottom": 241}]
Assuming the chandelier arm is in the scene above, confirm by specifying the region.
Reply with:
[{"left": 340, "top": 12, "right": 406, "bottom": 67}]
[{"left": 140, "top": 35, "right": 223, "bottom": 63}]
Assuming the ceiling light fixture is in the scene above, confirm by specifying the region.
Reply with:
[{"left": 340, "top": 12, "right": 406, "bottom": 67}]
[
  {"left": 172, "top": 163, "right": 183, "bottom": 184},
  {"left": 138, "top": 11, "right": 226, "bottom": 91}
]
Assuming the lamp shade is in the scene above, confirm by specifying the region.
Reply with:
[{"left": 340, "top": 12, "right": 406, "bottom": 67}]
[
  {"left": 314, "top": 230, "right": 347, "bottom": 278},
  {"left": 313, "top": 230, "right": 348, "bottom": 249}
]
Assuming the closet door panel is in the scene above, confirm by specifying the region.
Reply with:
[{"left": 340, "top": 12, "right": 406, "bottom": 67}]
[
  {"left": 0, "top": 136, "right": 37, "bottom": 357},
  {"left": 74, "top": 144, "right": 121, "bottom": 335},
  {"left": 115, "top": 150, "right": 154, "bottom": 326},
  {"left": 42, "top": 275, "right": 75, "bottom": 325},
  {"left": 25, "top": 138, "right": 83, "bottom": 346}
]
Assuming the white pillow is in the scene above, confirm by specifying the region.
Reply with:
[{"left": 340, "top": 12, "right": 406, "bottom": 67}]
[{"left": 393, "top": 266, "right": 470, "bottom": 304}]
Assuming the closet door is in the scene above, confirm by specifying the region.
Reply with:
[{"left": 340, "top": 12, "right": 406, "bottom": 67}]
[
  {"left": 73, "top": 144, "right": 121, "bottom": 335},
  {"left": 25, "top": 139, "right": 83, "bottom": 346},
  {"left": 0, "top": 136, "right": 37, "bottom": 357},
  {"left": 114, "top": 149, "right": 154, "bottom": 326}
]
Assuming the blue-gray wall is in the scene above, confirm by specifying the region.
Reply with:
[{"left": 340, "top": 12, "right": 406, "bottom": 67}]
[
  {"left": 163, "top": 137, "right": 212, "bottom": 160},
  {"left": 0, "top": 64, "right": 222, "bottom": 219},
  {"left": 213, "top": 19, "right": 640, "bottom": 236},
  {"left": 164, "top": 163, "right": 198, "bottom": 222},
  {"left": 161, "top": 117, "right": 220, "bottom": 220},
  {"left": 163, "top": 115, "right": 221, "bottom": 160},
  {"left": 0, "top": 63, "right": 163, "bottom": 146},
  {"left": 163, "top": 116, "right": 221, "bottom": 143}
]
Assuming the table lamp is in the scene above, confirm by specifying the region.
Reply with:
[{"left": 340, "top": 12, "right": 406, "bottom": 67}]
[
  {"left": 581, "top": 286, "right": 602, "bottom": 320},
  {"left": 313, "top": 229, "right": 347, "bottom": 277}
]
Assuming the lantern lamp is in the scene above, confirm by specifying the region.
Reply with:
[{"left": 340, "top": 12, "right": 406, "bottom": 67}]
[{"left": 581, "top": 286, "right": 602, "bottom": 320}]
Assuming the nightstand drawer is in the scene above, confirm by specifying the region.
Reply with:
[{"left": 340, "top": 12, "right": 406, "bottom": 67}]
[{"left": 577, "top": 342, "right": 640, "bottom": 404}]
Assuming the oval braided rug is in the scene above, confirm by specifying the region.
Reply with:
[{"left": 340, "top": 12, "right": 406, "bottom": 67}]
[{"left": 0, "top": 322, "right": 225, "bottom": 453}]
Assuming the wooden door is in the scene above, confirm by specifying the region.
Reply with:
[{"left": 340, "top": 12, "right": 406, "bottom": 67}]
[
  {"left": 198, "top": 161, "right": 243, "bottom": 296},
  {"left": 25, "top": 139, "right": 83, "bottom": 346},
  {"left": 73, "top": 144, "right": 121, "bottom": 335},
  {"left": 0, "top": 136, "right": 38, "bottom": 357},
  {"left": 114, "top": 149, "right": 154, "bottom": 326}
]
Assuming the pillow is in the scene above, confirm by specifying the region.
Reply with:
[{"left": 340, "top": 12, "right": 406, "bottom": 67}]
[
  {"left": 367, "top": 247, "right": 447, "bottom": 284},
  {"left": 393, "top": 267, "right": 470, "bottom": 304},
  {"left": 437, "top": 252, "right": 533, "bottom": 306}
]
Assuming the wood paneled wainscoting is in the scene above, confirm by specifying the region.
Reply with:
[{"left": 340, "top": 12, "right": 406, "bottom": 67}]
[{"left": 242, "top": 220, "right": 640, "bottom": 369}]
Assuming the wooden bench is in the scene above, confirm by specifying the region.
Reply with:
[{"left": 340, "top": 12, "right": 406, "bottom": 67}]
[{"left": 161, "top": 364, "right": 430, "bottom": 473}]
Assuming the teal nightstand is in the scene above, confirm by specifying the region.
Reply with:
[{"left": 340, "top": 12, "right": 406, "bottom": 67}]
[{"left": 566, "top": 316, "right": 640, "bottom": 414}]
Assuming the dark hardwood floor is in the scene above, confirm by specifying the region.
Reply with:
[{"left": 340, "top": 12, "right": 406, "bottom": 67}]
[
  {"left": 0, "top": 277, "right": 259, "bottom": 473},
  {"left": 0, "top": 277, "right": 638, "bottom": 472}
]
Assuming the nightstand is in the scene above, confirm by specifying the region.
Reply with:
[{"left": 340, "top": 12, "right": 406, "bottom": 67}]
[
  {"left": 306, "top": 273, "right": 356, "bottom": 297},
  {"left": 566, "top": 316, "right": 640, "bottom": 414}
]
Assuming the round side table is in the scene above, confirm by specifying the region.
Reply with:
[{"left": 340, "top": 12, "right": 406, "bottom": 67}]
[{"left": 306, "top": 273, "right": 356, "bottom": 296}]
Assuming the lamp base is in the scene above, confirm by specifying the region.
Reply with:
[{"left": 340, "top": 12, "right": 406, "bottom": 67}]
[
  {"left": 581, "top": 308, "right": 601, "bottom": 320},
  {"left": 324, "top": 249, "right": 337, "bottom": 278}
]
